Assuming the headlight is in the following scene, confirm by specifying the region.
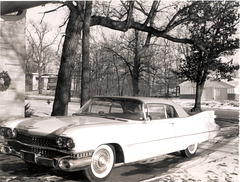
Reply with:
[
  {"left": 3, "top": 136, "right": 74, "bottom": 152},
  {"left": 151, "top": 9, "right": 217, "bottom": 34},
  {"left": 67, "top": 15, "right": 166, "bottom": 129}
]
[
  {"left": 56, "top": 137, "right": 64, "bottom": 146},
  {"left": 0, "top": 128, "right": 6, "bottom": 136},
  {"left": 12, "top": 129, "right": 17, "bottom": 138},
  {"left": 0, "top": 127, "right": 17, "bottom": 138},
  {"left": 56, "top": 137, "right": 75, "bottom": 150},
  {"left": 66, "top": 139, "right": 75, "bottom": 149},
  {"left": 6, "top": 128, "right": 17, "bottom": 138},
  {"left": 6, "top": 129, "right": 12, "bottom": 138}
]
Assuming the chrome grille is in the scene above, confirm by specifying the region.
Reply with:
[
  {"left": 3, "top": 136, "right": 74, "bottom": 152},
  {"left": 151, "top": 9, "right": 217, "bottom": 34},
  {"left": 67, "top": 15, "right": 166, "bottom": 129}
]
[
  {"left": 8, "top": 141, "right": 66, "bottom": 158},
  {"left": 17, "top": 132, "right": 57, "bottom": 148}
]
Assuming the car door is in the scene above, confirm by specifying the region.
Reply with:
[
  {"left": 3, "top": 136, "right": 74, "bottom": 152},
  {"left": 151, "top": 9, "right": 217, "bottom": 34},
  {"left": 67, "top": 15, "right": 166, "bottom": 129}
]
[{"left": 140, "top": 103, "right": 176, "bottom": 160}]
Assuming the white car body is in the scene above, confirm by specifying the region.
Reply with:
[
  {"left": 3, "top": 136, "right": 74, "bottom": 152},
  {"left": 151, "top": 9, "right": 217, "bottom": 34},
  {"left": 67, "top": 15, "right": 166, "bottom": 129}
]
[{"left": 0, "top": 96, "right": 219, "bottom": 181}]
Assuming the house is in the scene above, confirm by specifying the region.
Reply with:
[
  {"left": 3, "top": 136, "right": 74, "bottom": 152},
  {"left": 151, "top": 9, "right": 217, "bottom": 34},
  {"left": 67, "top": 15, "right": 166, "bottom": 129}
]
[
  {"left": 222, "top": 79, "right": 239, "bottom": 100},
  {"left": 179, "top": 79, "right": 239, "bottom": 101},
  {"left": 0, "top": 11, "right": 26, "bottom": 121},
  {"left": 0, "top": 2, "right": 51, "bottom": 121},
  {"left": 25, "top": 73, "right": 58, "bottom": 95}
]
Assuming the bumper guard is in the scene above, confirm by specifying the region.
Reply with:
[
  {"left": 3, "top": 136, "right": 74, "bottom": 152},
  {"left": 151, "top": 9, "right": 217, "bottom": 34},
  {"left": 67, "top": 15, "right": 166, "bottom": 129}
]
[{"left": 0, "top": 145, "right": 92, "bottom": 172}]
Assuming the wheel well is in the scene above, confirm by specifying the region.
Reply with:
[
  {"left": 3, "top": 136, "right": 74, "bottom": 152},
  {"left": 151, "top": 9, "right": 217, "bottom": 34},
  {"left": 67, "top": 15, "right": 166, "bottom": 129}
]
[{"left": 110, "top": 143, "right": 124, "bottom": 163}]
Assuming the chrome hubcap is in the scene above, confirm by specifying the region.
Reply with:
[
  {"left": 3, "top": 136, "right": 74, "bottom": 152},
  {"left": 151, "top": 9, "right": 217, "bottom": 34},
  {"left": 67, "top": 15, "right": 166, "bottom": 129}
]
[
  {"left": 188, "top": 144, "right": 197, "bottom": 154},
  {"left": 93, "top": 149, "right": 110, "bottom": 174}
]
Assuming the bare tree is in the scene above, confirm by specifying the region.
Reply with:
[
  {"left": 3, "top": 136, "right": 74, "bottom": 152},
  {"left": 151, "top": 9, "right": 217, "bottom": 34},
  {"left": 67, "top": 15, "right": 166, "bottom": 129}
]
[
  {"left": 51, "top": 1, "right": 239, "bottom": 115},
  {"left": 26, "top": 21, "right": 59, "bottom": 94},
  {"left": 51, "top": 2, "right": 83, "bottom": 116},
  {"left": 81, "top": 1, "right": 92, "bottom": 106},
  {"left": 104, "top": 30, "right": 153, "bottom": 96},
  {"left": 50, "top": 1, "right": 199, "bottom": 115}
]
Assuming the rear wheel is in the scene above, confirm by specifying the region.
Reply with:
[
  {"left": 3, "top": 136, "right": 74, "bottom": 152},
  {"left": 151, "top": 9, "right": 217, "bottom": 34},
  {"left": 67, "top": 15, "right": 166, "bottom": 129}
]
[
  {"left": 83, "top": 144, "right": 115, "bottom": 182},
  {"left": 180, "top": 143, "right": 198, "bottom": 158}
]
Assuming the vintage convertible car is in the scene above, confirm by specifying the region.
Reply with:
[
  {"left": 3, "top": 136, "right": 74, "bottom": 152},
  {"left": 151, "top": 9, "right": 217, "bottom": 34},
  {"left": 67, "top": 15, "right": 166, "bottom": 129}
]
[{"left": 0, "top": 96, "right": 219, "bottom": 181}]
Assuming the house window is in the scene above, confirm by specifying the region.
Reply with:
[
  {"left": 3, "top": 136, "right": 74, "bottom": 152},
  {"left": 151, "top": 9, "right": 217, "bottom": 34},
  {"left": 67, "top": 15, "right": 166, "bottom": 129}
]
[
  {"left": 228, "top": 88, "right": 234, "bottom": 94},
  {"left": 215, "top": 89, "right": 220, "bottom": 97}
]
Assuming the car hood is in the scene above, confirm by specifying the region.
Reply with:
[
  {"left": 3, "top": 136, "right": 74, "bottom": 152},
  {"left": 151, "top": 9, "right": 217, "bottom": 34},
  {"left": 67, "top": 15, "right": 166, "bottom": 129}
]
[{"left": 13, "top": 116, "right": 124, "bottom": 136}]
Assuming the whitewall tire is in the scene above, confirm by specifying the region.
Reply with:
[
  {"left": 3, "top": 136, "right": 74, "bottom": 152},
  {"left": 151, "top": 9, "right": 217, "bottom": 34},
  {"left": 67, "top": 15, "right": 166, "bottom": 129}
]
[
  {"left": 84, "top": 144, "right": 115, "bottom": 181},
  {"left": 180, "top": 143, "right": 198, "bottom": 158}
]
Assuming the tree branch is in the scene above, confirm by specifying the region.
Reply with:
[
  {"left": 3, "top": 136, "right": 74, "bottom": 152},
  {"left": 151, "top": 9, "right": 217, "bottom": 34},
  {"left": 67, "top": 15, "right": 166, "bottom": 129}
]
[
  {"left": 91, "top": 15, "right": 193, "bottom": 44},
  {"left": 40, "top": 4, "right": 66, "bottom": 24},
  {"left": 126, "top": 1, "right": 134, "bottom": 28},
  {"left": 143, "top": 1, "right": 159, "bottom": 27},
  {"left": 165, "top": 1, "right": 201, "bottom": 32}
]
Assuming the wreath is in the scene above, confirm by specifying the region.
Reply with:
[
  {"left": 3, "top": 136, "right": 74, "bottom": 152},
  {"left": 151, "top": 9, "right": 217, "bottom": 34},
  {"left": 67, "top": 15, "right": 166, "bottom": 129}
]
[{"left": 0, "top": 71, "right": 11, "bottom": 92}]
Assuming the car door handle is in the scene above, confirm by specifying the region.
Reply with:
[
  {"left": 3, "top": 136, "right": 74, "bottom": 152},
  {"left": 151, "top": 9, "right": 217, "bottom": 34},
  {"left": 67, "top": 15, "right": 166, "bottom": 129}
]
[{"left": 169, "top": 122, "right": 174, "bottom": 126}]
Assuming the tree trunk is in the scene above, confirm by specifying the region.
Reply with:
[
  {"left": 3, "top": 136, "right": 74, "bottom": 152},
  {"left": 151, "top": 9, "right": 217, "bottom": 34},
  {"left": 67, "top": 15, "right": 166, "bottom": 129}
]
[
  {"left": 38, "top": 74, "right": 42, "bottom": 94},
  {"left": 191, "top": 82, "right": 204, "bottom": 112},
  {"left": 113, "top": 56, "right": 121, "bottom": 96},
  {"left": 81, "top": 1, "right": 92, "bottom": 106},
  {"left": 191, "top": 66, "right": 208, "bottom": 113},
  {"left": 51, "top": 8, "right": 83, "bottom": 116},
  {"left": 132, "top": 30, "right": 140, "bottom": 96},
  {"left": 132, "top": 55, "right": 140, "bottom": 96},
  {"left": 38, "top": 55, "right": 42, "bottom": 94}
]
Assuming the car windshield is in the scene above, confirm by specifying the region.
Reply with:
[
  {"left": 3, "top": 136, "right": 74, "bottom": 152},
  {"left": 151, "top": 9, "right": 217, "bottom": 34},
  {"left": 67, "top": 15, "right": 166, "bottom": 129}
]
[{"left": 75, "top": 97, "right": 144, "bottom": 121}]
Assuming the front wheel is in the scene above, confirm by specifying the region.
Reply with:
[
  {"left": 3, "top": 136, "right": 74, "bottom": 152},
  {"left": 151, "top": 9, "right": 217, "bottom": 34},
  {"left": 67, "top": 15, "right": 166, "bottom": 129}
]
[
  {"left": 83, "top": 145, "right": 115, "bottom": 182},
  {"left": 180, "top": 143, "right": 198, "bottom": 158}
]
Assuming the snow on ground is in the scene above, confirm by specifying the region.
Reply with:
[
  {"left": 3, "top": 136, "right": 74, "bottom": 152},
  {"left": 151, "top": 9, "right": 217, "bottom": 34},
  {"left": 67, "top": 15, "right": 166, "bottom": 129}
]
[
  {"left": 174, "top": 138, "right": 238, "bottom": 182},
  {"left": 143, "top": 130, "right": 239, "bottom": 182},
  {"left": 171, "top": 98, "right": 239, "bottom": 111},
  {"left": 25, "top": 91, "right": 239, "bottom": 110},
  {"left": 25, "top": 96, "right": 239, "bottom": 117}
]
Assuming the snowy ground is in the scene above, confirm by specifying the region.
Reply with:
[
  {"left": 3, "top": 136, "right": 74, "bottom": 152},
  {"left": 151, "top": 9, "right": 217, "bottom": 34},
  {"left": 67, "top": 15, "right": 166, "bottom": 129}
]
[
  {"left": 142, "top": 131, "right": 239, "bottom": 182},
  {"left": 25, "top": 96, "right": 239, "bottom": 117},
  {"left": 172, "top": 98, "right": 239, "bottom": 111}
]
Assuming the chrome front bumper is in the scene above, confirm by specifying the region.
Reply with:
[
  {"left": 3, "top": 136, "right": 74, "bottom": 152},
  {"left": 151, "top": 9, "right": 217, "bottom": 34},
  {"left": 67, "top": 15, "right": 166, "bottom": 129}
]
[{"left": 0, "top": 145, "right": 92, "bottom": 172}]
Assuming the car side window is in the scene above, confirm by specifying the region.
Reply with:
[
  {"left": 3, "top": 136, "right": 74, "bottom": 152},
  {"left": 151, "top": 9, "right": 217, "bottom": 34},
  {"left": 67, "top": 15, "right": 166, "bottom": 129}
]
[
  {"left": 110, "top": 102, "right": 123, "bottom": 113},
  {"left": 90, "top": 101, "right": 111, "bottom": 114},
  {"left": 165, "top": 105, "right": 178, "bottom": 118},
  {"left": 147, "top": 104, "right": 178, "bottom": 120},
  {"left": 147, "top": 104, "right": 166, "bottom": 120}
]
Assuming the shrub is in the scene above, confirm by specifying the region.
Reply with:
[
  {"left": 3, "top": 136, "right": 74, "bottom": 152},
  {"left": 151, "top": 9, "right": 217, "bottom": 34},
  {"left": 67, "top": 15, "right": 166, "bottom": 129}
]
[{"left": 25, "top": 103, "right": 34, "bottom": 117}]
